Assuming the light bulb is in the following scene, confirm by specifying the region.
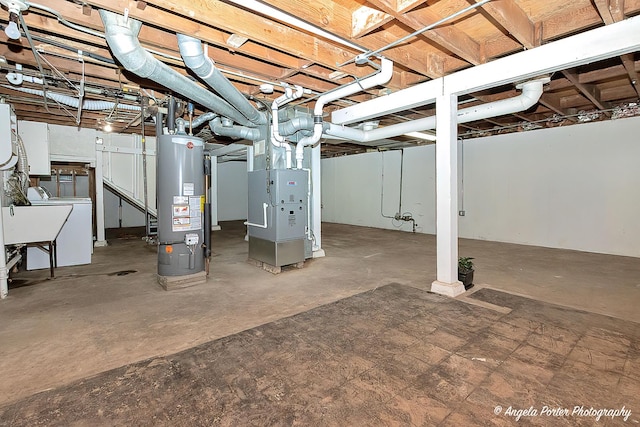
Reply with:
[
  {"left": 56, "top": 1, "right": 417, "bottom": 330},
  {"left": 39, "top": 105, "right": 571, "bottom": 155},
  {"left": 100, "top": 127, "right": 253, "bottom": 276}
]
[
  {"left": 103, "top": 122, "right": 112, "bottom": 132},
  {"left": 4, "top": 20, "right": 20, "bottom": 40}
]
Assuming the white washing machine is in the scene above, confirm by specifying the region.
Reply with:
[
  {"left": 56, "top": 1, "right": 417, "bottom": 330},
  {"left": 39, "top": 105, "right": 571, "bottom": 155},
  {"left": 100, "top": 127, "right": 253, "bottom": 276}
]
[{"left": 27, "top": 189, "right": 93, "bottom": 270}]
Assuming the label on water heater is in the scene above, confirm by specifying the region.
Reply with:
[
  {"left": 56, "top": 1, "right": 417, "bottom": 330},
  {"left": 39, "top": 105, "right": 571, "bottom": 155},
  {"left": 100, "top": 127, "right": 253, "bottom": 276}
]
[
  {"left": 287, "top": 181, "right": 297, "bottom": 186},
  {"left": 173, "top": 205, "right": 190, "bottom": 217},
  {"left": 173, "top": 196, "right": 189, "bottom": 204},
  {"left": 171, "top": 194, "right": 203, "bottom": 232},
  {"left": 183, "top": 182, "right": 194, "bottom": 196}
]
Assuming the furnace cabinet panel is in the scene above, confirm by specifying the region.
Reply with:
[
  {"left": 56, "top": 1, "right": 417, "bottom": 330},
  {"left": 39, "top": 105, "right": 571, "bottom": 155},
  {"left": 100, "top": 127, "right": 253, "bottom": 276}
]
[
  {"left": 247, "top": 169, "right": 307, "bottom": 243},
  {"left": 247, "top": 169, "right": 308, "bottom": 266}
]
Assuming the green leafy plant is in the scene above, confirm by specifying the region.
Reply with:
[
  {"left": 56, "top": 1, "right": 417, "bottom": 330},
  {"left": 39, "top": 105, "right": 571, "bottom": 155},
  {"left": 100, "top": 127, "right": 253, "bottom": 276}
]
[{"left": 458, "top": 256, "right": 474, "bottom": 273}]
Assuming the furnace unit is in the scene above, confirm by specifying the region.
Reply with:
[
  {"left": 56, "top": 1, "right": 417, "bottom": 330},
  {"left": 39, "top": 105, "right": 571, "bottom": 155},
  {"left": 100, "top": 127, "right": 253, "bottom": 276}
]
[{"left": 247, "top": 168, "right": 308, "bottom": 267}]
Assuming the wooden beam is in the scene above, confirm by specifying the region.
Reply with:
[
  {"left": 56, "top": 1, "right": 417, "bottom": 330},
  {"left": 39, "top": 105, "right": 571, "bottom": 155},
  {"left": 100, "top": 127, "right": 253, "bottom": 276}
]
[
  {"left": 393, "top": 0, "right": 429, "bottom": 14},
  {"left": 372, "top": 1, "right": 482, "bottom": 65},
  {"left": 590, "top": 1, "right": 640, "bottom": 97},
  {"left": 541, "top": 6, "right": 601, "bottom": 40},
  {"left": 479, "top": 0, "right": 537, "bottom": 49},
  {"left": 352, "top": 5, "right": 394, "bottom": 38},
  {"left": 593, "top": 0, "right": 617, "bottom": 24},
  {"left": 561, "top": 69, "right": 610, "bottom": 111},
  {"left": 539, "top": 94, "right": 571, "bottom": 116},
  {"left": 238, "top": 0, "right": 439, "bottom": 77},
  {"left": 84, "top": 0, "right": 367, "bottom": 77},
  {"left": 620, "top": 54, "right": 640, "bottom": 97}
]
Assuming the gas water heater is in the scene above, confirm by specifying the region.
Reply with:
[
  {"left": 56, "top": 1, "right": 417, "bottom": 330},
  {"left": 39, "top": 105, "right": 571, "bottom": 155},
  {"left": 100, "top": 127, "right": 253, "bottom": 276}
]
[{"left": 156, "top": 130, "right": 206, "bottom": 287}]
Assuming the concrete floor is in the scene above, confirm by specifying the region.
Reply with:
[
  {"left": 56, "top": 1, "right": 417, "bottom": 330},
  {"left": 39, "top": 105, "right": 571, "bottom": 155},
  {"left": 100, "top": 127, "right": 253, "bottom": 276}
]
[{"left": 1, "top": 221, "right": 639, "bottom": 418}]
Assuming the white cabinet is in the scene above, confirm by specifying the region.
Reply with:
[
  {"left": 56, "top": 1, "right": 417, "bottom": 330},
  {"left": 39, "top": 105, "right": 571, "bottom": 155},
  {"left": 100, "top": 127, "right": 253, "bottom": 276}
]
[{"left": 18, "top": 121, "right": 50, "bottom": 176}]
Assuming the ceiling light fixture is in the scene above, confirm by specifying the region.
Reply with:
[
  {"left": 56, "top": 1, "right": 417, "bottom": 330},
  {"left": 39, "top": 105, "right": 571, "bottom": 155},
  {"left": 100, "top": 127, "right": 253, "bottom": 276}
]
[
  {"left": 404, "top": 131, "right": 437, "bottom": 142},
  {"left": 103, "top": 117, "right": 114, "bottom": 132},
  {"left": 1, "top": 0, "right": 28, "bottom": 40},
  {"left": 4, "top": 12, "right": 19, "bottom": 39}
]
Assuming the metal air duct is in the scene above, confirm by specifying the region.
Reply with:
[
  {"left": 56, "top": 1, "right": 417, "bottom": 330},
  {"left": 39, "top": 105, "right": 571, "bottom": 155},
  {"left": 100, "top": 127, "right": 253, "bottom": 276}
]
[
  {"left": 99, "top": 10, "right": 251, "bottom": 126},
  {"left": 177, "top": 34, "right": 266, "bottom": 126}
]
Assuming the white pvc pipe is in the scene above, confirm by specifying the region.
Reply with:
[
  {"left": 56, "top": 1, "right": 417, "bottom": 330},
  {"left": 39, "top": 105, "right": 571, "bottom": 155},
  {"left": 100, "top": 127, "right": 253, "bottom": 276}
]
[
  {"left": 333, "top": 15, "right": 640, "bottom": 125},
  {"left": 271, "top": 85, "right": 305, "bottom": 169},
  {"left": 244, "top": 202, "right": 269, "bottom": 229},
  {"left": 295, "top": 57, "right": 394, "bottom": 168},
  {"left": 325, "top": 79, "right": 546, "bottom": 143}
]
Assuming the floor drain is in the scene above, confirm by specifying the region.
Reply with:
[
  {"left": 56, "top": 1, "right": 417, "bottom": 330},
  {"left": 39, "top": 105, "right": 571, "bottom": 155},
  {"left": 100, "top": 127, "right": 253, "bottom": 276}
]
[{"left": 109, "top": 270, "right": 137, "bottom": 276}]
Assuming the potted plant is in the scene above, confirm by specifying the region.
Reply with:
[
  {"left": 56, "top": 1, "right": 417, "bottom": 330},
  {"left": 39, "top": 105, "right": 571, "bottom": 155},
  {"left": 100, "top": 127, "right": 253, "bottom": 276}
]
[{"left": 458, "top": 257, "right": 474, "bottom": 290}]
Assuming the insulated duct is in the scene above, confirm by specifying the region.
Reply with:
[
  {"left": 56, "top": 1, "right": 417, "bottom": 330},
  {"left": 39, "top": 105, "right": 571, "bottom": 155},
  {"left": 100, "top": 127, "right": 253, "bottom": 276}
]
[
  {"left": 325, "top": 79, "right": 547, "bottom": 143},
  {"left": 192, "top": 112, "right": 217, "bottom": 129},
  {"left": 209, "top": 116, "right": 261, "bottom": 140},
  {"left": 99, "top": 10, "right": 252, "bottom": 127},
  {"left": 177, "top": 34, "right": 266, "bottom": 126},
  {"left": 278, "top": 115, "right": 315, "bottom": 136},
  {"left": 1, "top": 85, "right": 141, "bottom": 111}
]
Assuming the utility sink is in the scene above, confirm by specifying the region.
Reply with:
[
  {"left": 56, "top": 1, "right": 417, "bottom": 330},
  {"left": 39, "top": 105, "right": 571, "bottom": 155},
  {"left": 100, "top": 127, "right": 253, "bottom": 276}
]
[{"left": 2, "top": 205, "right": 73, "bottom": 245}]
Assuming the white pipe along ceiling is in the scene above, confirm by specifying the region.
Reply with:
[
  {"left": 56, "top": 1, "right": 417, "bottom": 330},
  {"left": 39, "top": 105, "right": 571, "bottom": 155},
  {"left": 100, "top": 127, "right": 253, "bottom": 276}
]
[
  {"left": 333, "top": 14, "right": 640, "bottom": 125},
  {"left": 325, "top": 79, "right": 546, "bottom": 143}
]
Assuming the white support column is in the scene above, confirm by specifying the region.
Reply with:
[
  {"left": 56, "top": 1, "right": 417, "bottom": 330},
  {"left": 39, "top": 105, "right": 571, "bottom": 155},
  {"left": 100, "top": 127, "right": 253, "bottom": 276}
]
[
  {"left": 94, "top": 142, "right": 108, "bottom": 247},
  {"left": 311, "top": 143, "right": 324, "bottom": 257},
  {"left": 210, "top": 155, "right": 221, "bottom": 231},
  {"left": 431, "top": 92, "right": 465, "bottom": 297}
]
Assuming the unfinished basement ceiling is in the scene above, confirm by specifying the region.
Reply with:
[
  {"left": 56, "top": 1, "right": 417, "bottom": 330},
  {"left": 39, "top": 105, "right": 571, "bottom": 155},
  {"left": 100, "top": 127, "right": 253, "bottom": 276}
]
[{"left": 0, "top": 0, "right": 639, "bottom": 157}]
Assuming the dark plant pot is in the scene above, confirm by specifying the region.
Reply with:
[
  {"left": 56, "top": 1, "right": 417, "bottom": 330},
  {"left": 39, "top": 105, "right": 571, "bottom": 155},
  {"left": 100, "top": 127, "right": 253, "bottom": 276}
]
[{"left": 458, "top": 268, "right": 474, "bottom": 290}]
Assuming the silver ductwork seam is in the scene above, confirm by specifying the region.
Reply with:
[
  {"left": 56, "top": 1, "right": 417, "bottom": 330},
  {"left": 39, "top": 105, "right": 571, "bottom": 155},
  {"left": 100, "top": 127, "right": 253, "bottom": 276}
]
[
  {"left": 177, "top": 34, "right": 266, "bottom": 126},
  {"left": 209, "top": 117, "right": 261, "bottom": 140},
  {"left": 203, "top": 114, "right": 314, "bottom": 140},
  {"left": 99, "top": 10, "right": 252, "bottom": 127},
  {"left": 278, "top": 116, "right": 315, "bottom": 136},
  {"left": 191, "top": 112, "right": 217, "bottom": 129}
]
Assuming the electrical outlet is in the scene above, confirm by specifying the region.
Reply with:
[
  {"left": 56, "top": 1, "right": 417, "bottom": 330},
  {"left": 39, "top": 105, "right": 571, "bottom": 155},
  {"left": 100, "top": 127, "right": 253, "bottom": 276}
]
[{"left": 459, "top": 210, "right": 466, "bottom": 216}]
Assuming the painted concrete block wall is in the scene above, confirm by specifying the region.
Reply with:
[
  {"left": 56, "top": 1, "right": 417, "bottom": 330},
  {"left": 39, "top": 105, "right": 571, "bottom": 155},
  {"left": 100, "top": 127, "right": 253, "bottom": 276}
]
[
  {"left": 459, "top": 116, "right": 640, "bottom": 257},
  {"left": 322, "top": 149, "right": 432, "bottom": 233},
  {"left": 322, "top": 116, "right": 640, "bottom": 257},
  {"left": 322, "top": 151, "right": 402, "bottom": 229},
  {"left": 217, "top": 161, "right": 248, "bottom": 221}
]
